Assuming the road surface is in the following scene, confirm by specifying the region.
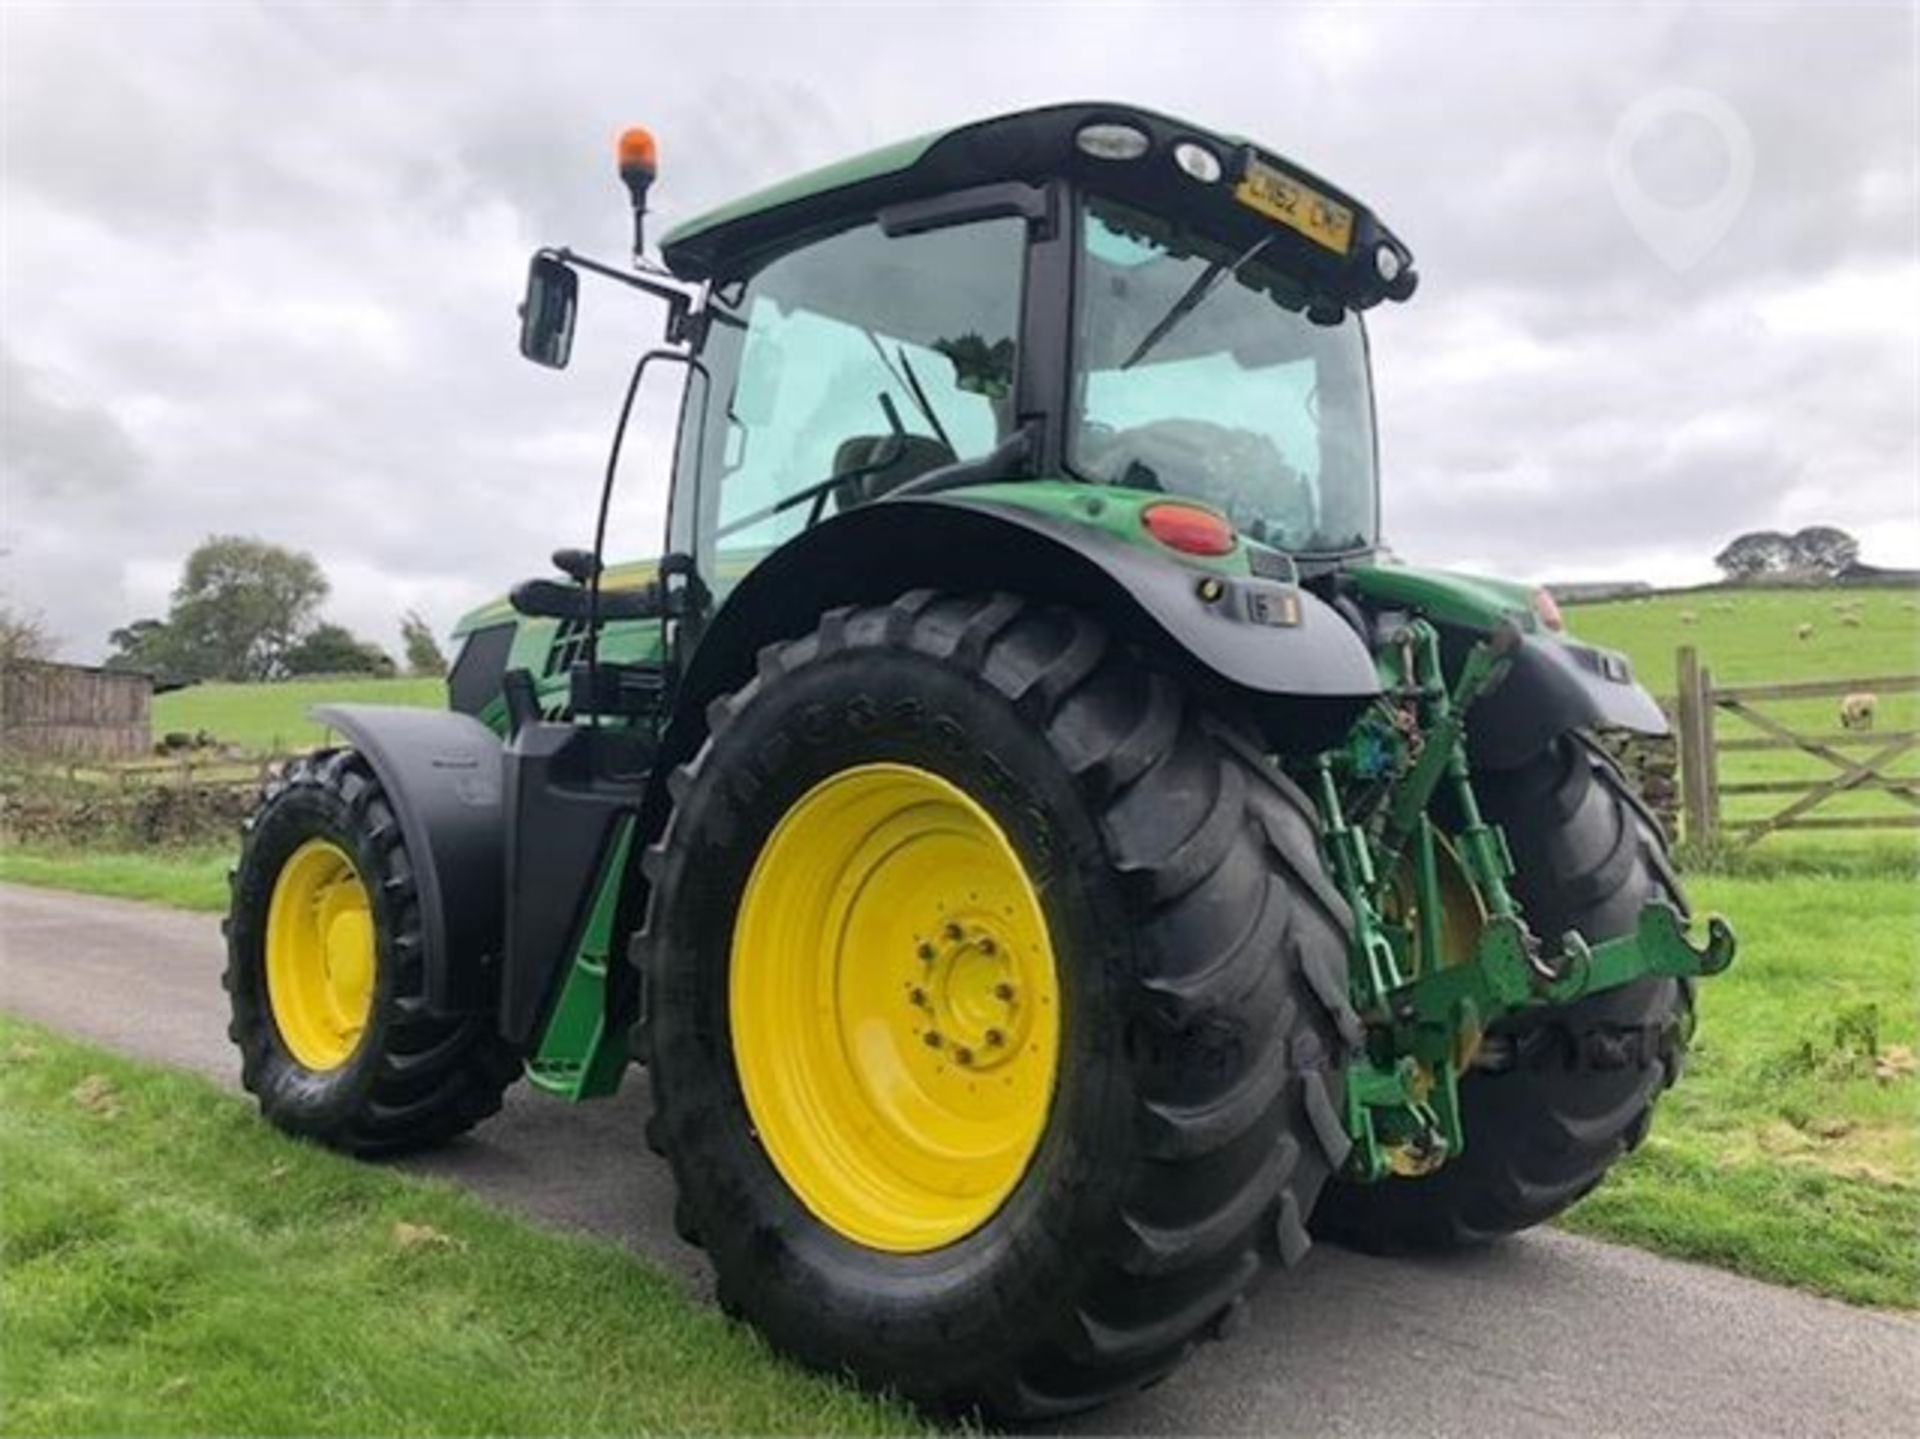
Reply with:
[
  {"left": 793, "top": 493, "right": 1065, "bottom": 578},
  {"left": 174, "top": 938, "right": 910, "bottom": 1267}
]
[{"left": 3, "top": 881, "right": 1914, "bottom": 1435}]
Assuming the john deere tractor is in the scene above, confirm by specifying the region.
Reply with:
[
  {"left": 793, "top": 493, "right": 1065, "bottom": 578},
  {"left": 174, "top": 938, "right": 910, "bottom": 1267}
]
[{"left": 225, "top": 103, "right": 1733, "bottom": 1420}]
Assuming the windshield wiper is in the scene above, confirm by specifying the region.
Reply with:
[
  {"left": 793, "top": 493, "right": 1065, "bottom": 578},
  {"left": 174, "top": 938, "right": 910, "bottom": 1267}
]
[
  {"left": 1119, "top": 234, "right": 1275, "bottom": 371},
  {"left": 895, "top": 346, "right": 954, "bottom": 453},
  {"left": 715, "top": 393, "right": 909, "bottom": 540}
]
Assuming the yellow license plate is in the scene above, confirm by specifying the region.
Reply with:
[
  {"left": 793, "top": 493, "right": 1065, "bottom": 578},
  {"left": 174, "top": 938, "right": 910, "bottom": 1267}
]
[{"left": 1234, "top": 158, "right": 1354, "bottom": 255}]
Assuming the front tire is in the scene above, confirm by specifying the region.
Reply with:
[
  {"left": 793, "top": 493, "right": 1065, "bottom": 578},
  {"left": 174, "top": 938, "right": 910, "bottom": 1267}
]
[
  {"left": 224, "top": 751, "right": 520, "bottom": 1156},
  {"left": 1314, "top": 733, "right": 1691, "bottom": 1250},
  {"left": 638, "top": 593, "right": 1358, "bottom": 1421}
]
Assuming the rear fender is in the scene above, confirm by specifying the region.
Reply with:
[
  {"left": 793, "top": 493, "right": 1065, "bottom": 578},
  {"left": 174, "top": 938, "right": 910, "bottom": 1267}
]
[
  {"left": 652, "top": 495, "right": 1382, "bottom": 806},
  {"left": 1451, "top": 632, "right": 1668, "bottom": 769}
]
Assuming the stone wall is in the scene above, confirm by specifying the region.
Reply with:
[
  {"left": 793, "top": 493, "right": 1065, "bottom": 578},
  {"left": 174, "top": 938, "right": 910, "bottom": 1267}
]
[{"left": 1593, "top": 729, "right": 1680, "bottom": 843}]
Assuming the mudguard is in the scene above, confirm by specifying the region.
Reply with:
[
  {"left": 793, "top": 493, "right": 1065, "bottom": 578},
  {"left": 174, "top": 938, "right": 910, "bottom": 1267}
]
[
  {"left": 311, "top": 704, "right": 505, "bottom": 1015},
  {"left": 1464, "top": 633, "right": 1668, "bottom": 769},
  {"left": 660, "top": 494, "right": 1383, "bottom": 777}
]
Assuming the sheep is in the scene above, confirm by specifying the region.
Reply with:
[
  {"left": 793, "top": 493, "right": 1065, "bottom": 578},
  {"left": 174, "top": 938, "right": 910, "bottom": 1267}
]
[
  {"left": 1841, "top": 612, "right": 1862, "bottom": 628},
  {"left": 1679, "top": 610, "right": 1699, "bottom": 626},
  {"left": 1840, "top": 692, "right": 1877, "bottom": 731},
  {"left": 1797, "top": 622, "right": 1816, "bottom": 640},
  {"left": 1714, "top": 600, "right": 1737, "bottom": 612}
]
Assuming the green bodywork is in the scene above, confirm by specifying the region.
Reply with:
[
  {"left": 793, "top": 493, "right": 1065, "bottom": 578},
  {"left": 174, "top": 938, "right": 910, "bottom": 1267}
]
[
  {"left": 525, "top": 817, "right": 636, "bottom": 1101},
  {"left": 661, "top": 130, "right": 944, "bottom": 255}
]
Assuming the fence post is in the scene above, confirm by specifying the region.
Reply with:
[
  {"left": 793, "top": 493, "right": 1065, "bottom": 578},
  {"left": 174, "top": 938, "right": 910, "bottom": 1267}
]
[
  {"left": 1699, "top": 664, "right": 1721, "bottom": 837},
  {"left": 1674, "top": 646, "right": 1715, "bottom": 846}
]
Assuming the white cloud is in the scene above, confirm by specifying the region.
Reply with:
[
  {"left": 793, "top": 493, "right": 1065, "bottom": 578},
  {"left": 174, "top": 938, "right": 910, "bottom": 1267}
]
[{"left": 2, "top": 1, "right": 1915, "bottom": 662}]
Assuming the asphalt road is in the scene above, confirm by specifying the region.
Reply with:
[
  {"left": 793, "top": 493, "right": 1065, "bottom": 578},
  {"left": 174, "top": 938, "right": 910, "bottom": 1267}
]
[{"left": 3, "top": 880, "right": 1915, "bottom": 1436}]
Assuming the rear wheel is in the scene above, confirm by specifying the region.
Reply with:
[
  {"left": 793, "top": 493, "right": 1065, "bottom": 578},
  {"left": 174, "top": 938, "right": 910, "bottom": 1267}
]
[
  {"left": 224, "top": 751, "right": 520, "bottom": 1156},
  {"left": 1314, "top": 733, "right": 1691, "bottom": 1250},
  {"left": 638, "top": 593, "right": 1358, "bottom": 1421}
]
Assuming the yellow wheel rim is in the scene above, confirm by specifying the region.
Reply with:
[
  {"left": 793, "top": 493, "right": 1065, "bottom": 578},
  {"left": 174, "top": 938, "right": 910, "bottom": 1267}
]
[
  {"left": 265, "top": 838, "right": 376, "bottom": 1071},
  {"left": 730, "top": 763, "right": 1061, "bottom": 1253}
]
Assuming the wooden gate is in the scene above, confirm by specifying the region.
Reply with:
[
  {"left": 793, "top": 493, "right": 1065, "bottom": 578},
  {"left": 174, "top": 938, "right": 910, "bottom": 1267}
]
[{"left": 1671, "top": 647, "right": 1920, "bottom": 846}]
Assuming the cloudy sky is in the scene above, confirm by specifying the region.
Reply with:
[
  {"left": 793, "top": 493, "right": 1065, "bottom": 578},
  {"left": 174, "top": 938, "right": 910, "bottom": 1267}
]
[{"left": 4, "top": 2, "right": 1916, "bottom": 663}]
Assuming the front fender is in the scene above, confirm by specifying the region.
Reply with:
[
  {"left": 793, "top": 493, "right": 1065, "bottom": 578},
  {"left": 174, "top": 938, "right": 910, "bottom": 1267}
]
[
  {"left": 311, "top": 704, "right": 504, "bottom": 1014},
  {"left": 660, "top": 495, "right": 1382, "bottom": 784}
]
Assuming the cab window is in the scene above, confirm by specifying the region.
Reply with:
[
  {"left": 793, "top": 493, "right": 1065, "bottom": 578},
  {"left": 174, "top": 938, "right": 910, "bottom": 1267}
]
[{"left": 686, "top": 217, "right": 1025, "bottom": 576}]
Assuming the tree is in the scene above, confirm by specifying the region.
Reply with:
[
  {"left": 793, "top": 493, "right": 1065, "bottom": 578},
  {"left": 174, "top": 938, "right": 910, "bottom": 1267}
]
[
  {"left": 282, "top": 623, "right": 393, "bottom": 677},
  {"left": 1787, "top": 525, "right": 1860, "bottom": 578},
  {"left": 399, "top": 610, "right": 447, "bottom": 676},
  {"left": 165, "top": 536, "right": 329, "bottom": 681},
  {"left": 1713, "top": 530, "right": 1794, "bottom": 581},
  {"left": 0, "top": 603, "right": 55, "bottom": 665},
  {"left": 103, "top": 617, "right": 191, "bottom": 679}
]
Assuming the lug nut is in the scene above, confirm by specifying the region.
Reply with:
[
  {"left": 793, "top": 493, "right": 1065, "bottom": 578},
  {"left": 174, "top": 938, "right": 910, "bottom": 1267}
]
[
  {"left": 977, "top": 936, "right": 997, "bottom": 956},
  {"left": 924, "top": 1031, "right": 943, "bottom": 1049},
  {"left": 917, "top": 942, "right": 936, "bottom": 962},
  {"left": 985, "top": 1028, "right": 1005, "bottom": 1048},
  {"left": 909, "top": 987, "right": 928, "bottom": 1008},
  {"left": 954, "top": 1047, "right": 974, "bottom": 1066},
  {"left": 943, "top": 922, "right": 964, "bottom": 942},
  {"left": 994, "top": 982, "right": 1016, "bottom": 1002}
]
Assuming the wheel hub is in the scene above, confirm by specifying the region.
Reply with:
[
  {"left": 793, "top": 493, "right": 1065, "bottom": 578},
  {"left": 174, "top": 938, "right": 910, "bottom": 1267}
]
[{"left": 912, "top": 921, "right": 1033, "bottom": 1072}]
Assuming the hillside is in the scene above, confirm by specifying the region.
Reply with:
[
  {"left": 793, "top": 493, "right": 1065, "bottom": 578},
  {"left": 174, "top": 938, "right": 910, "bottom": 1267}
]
[
  {"left": 152, "top": 675, "right": 443, "bottom": 755},
  {"left": 1565, "top": 585, "right": 1918, "bottom": 837}
]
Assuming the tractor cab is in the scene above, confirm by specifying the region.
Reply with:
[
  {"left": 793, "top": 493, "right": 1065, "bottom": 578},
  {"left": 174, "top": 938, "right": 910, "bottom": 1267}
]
[{"left": 513, "top": 104, "right": 1415, "bottom": 630}]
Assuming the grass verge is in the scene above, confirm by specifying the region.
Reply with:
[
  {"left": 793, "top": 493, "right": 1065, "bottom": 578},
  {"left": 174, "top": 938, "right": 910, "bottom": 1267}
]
[
  {"left": 1560, "top": 872, "right": 1918, "bottom": 1309},
  {"left": 0, "top": 846, "right": 230, "bottom": 912},
  {"left": 0, "top": 1013, "right": 928, "bottom": 1437}
]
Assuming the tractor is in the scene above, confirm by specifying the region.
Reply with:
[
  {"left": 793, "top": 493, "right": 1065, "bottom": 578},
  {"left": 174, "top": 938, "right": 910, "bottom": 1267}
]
[{"left": 224, "top": 103, "right": 1734, "bottom": 1421}]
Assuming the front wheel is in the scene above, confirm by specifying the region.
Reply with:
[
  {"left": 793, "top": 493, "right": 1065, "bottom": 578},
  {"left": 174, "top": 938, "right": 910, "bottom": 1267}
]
[
  {"left": 224, "top": 751, "right": 520, "bottom": 1156},
  {"left": 1314, "top": 733, "right": 1692, "bottom": 1250},
  {"left": 637, "top": 593, "right": 1358, "bottom": 1422}
]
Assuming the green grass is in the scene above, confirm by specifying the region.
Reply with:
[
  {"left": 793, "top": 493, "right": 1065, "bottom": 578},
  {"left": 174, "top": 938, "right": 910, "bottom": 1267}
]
[
  {"left": 0, "top": 1013, "right": 929, "bottom": 1438},
  {"left": 1568, "top": 586, "right": 1920, "bottom": 835},
  {"left": 1561, "top": 871, "right": 1919, "bottom": 1308},
  {"left": 0, "top": 847, "right": 231, "bottom": 912},
  {"left": 152, "top": 675, "right": 442, "bottom": 755}
]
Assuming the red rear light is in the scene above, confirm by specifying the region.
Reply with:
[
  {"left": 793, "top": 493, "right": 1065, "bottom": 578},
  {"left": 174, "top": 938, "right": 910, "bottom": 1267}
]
[
  {"left": 1532, "top": 587, "right": 1564, "bottom": 631},
  {"left": 1142, "top": 503, "right": 1235, "bottom": 557}
]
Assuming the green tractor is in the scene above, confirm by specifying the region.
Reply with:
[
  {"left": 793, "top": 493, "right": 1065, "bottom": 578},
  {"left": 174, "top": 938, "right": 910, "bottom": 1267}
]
[{"left": 225, "top": 103, "right": 1733, "bottom": 1420}]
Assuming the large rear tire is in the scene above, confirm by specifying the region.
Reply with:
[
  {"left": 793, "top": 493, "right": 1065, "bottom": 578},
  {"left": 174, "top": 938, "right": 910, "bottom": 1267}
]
[
  {"left": 637, "top": 593, "right": 1358, "bottom": 1421},
  {"left": 224, "top": 751, "right": 520, "bottom": 1156},
  {"left": 1314, "top": 733, "right": 1691, "bottom": 1250}
]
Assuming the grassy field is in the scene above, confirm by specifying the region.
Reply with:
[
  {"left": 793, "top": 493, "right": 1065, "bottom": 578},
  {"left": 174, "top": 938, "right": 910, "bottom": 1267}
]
[
  {"left": 152, "top": 675, "right": 441, "bottom": 755},
  {"left": 0, "top": 1013, "right": 927, "bottom": 1437},
  {"left": 1567, "top": 585, "right": 1920, "bottom": 834},
  {"left": 1559, "top": 871, "right": 1917, "bottom": 1307}
]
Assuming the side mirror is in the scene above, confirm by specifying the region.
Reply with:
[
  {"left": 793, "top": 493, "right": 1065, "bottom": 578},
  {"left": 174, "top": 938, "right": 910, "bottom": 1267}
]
[{"left": 518, "top": 254, "right": 578, "bottom": 368}]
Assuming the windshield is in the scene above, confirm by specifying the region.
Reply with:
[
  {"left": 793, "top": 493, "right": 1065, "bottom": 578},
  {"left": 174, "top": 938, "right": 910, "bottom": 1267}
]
[{"left": 1069, "top": 196, "right": 1378, "bottom": 554}]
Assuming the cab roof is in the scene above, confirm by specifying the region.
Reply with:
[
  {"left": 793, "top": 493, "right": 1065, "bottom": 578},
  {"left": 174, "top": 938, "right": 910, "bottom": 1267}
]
[{"left": 659, "top": 101, "right": 1416, "bottom": 311}]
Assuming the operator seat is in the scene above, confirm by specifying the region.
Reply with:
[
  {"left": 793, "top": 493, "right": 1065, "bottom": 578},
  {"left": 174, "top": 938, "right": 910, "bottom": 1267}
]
[{"left": 831, "top": 433, "right": 956, "bottom": 511}]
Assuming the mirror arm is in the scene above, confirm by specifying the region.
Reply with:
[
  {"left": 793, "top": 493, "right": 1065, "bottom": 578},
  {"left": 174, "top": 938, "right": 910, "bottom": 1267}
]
[{"left": 544, "top": 247, "right": 706, "bottom": 330}]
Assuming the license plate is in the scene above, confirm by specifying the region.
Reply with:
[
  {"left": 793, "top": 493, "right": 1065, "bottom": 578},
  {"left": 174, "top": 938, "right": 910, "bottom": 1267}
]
[{"left": 1234, "top": 157, "right": 1354, "bottom": 255}]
